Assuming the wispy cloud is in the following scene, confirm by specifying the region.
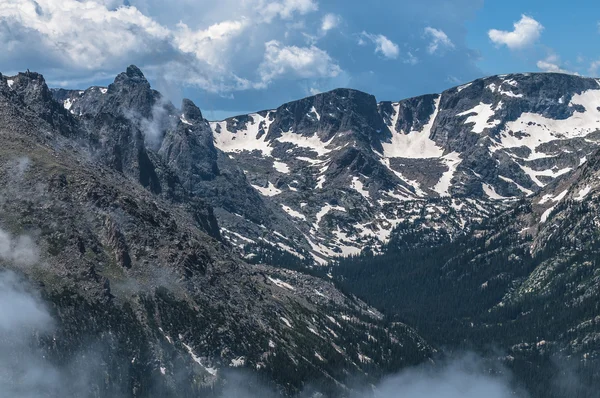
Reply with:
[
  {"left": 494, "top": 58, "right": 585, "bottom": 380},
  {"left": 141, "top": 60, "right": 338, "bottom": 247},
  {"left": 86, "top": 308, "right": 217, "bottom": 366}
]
[
  {"left": 258, "top": 40, "right": 342, "bottom": 86},
  {"left": 321, "top": 13, "right": 341, "bottom": 33},
  {"left": 424, "top": 27, "right": 455, "bottom": 54},
  {"left": 590, "top": 60, "right": 600, "bottom": 76},
  {"left": 537, "top": 52, "right": 577, "bottom": 75},
  {"left": 359, "top": 32, "right": 400, "bottom": 59}
]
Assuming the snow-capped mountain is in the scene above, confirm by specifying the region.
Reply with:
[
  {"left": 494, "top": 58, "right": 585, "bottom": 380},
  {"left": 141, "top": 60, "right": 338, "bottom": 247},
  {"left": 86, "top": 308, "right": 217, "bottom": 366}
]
[
  {"left": 6, "top": 65, "right": 600, "bottom": 397},
  {"left": 208, "top": 73, "right": 600, "bottom": 263},
  {"left": 1, "top": 67, "right": 434, "bottom": 396}
]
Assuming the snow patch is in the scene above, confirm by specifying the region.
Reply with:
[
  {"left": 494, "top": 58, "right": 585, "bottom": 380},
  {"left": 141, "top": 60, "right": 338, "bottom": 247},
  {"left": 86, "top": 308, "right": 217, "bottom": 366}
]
[
  {"left": 433, "top": 152, "right": 461, "bottom": 197},
  {"left": 230, "top": 357, "right": 245, "bottom": 367},
  {"left": 268, "top": 276, "right": 295, "bottom": 291},
  {"left": 519, "top": 165, "right": 572, "bottom": 187},
  {"left": 496, "top": 89, "right": 600, "bottom": 155},
  {"left": 575, "top": 185, "right": 591, "bottom": 201},
  {"left": 456, "top": 82, "right": 472, "bottom": 92},
  {"left": 221, "top": 228, "right": 256, "bottom": 244},
  {"left": 315, "top": 205, "right": 346, "bottom": 228},
  {"left": 211, "top": 112, "right": 275, "bottom": 156},
  {"left": 277, "top": 132, "right": 334, "bottom": 156},
  {"left": 351, "top": 177, "right": 370, "bottom": 200},
  {"left": 457, "top": 102, "right": 501, "bottom": 134},
  {"left": 487, "top": 82, "right": 523, "bottom": 98},
  {"left": 297, "top": 156, "right": 321, "bottom": 164},
  {"left": 281, "top": 204, "right": 306, "bottom": 220},
  {"left": 378, "top": 158, "right": 425, "bottom": 198},
  {"left": 358, "top": 353, "right": 372, "bottom": 364},
  {"left": 273, "top": 161, "right": 290, "bottom": 173},
  {"left": 482, "top": 183, "right": 509, "bottom": 200},
  {"left": 252, "top": 181, "right": 282, "bottom": 196},
  {"left": 181, "top": 342, "right": 218, "bottom": 376},
  {"left": 540, "top": 205, "right": 557, "bottom": 223},
  {"left": 539, "top": 189, "right": 568, "bottom": 221},
  {"left": 331, "top": 227, "right": 364, "bottom": 256},
  {"left": 552, "top": 189, "right": 569, "bottom": 203},
  {"left": 7, "top": 79, "right": 14, "bottom": 89},
  {"left": 63, "top": 98, "right": 74, "bottom": 111},
  {"left": 382, "top": 97, "right": 444, "bottom": 158},
  {"left": 309, "top": 106, "right": 321, "bottom": 121},
  {"left": 280, "top": 317, "right": 293, "bottom": 328},
  {"left": 303, "top": 234, "right": 337, "bottom": 264}
]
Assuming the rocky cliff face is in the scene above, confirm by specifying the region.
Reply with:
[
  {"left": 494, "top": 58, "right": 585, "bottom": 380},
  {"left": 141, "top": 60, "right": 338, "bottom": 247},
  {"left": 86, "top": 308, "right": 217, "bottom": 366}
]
[{"left": 0, "top": 68, "right": 433, "bottom": 397}]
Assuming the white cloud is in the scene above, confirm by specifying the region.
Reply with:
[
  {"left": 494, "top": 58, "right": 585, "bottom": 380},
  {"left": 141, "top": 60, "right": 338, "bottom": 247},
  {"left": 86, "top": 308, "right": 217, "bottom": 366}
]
[
  {"left": 321, "top": 13, "right": 341, "bottom": 32},
  {"left": 0, "top": 228, "right": 39, "bottom": 268},
  {"left": 424, "top": 27, "right": 454, "bottom": 54},
  {"left": 488, "top": 15, "right": 543, "bottom": 50},
  {"left": 0, "top": 0, "right": 172, "bottom": 70},
  {"left": 590, "top": 60, "right": 600, "bottom": 76},
  {"left": 258, "top": 0, "right": 318, "bottom": 22},
  {"left": 258, "top": 40, "right": 341, "bottom": 85},
  {"left": 174, "top": 19, "right": 248, "bottom": 68},
  {"left": 359, "top": 32, "right": 400, "bottom": 59},
  {"left": 536, "top": 53, "right": 576, "bottom": 75},
  {"left": 0, "top": 0, "right": 331, "bottom": 94}
]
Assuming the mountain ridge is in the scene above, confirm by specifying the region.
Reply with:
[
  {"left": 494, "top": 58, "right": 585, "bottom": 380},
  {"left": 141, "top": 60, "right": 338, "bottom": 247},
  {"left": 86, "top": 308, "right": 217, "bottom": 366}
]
[
  {"left": 203, "top": 71, "right": 600, "bottom": 264},
  {"left": 3, "top": 64, "right": 600, "bottom": 397},
  {"left": 47, "top": 68, "right": 600, "bottom": 266},
  {"left": 0, "top": 67, "right": 435, "bottom": 397}
]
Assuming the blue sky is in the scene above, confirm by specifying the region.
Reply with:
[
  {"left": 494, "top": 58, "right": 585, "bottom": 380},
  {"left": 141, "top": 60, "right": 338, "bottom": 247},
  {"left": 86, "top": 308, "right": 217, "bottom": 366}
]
[{"left": 0, "top": 0, "right": 598, "bottom": 120}]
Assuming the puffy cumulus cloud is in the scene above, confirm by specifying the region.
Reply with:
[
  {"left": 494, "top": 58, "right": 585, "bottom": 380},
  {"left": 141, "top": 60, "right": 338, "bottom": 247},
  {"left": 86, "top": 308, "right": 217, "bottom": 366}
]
[
  {"left": 258, "top": 40, "right": 341, "bottom": 85},
  {"left": 488, "top": 15, "right": 543, "bottom": 50},
  {"left": 424, "top": 27, "right": 454, "bottom": 54},
  {"left": 321, "top": 13, "right": 341, "bottom": 32},
  {"left": 359, "top": 32, "right": 400, "bottom": 60},
  {"left": 0, "top": 0, "right": 172, "bottom": 70},
  {"left": 173, "top": 19, "right": 248, "bottom": 69},
  {"left": 0, "top": 0, "right": 326, "bottom": 94}
]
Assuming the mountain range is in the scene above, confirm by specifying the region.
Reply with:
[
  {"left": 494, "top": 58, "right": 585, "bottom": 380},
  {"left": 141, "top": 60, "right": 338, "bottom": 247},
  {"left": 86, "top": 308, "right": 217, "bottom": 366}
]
[{"left": 1, "top": 65, "right": 599, "bottom": 397}]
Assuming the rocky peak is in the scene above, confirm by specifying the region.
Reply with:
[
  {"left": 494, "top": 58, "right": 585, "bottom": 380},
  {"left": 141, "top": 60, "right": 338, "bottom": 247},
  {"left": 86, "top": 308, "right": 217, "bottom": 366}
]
[
  {"left": 6, "top": 70, "right": 54, "bottom": 105},
  {"left": 115, "top": 64, "right": 149, "bottom": 84},
  {"left": 2, "top": 70, "right": 79, "bottom": 137},
  {"left": 181, "top": 98, "right": 203, "bottom": 122},
  {"left": 257, "top": 88, "right": 388, "bottom": 151},
  {"left": 105, "top": 65, "right": 162, "bottom": 119}
]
